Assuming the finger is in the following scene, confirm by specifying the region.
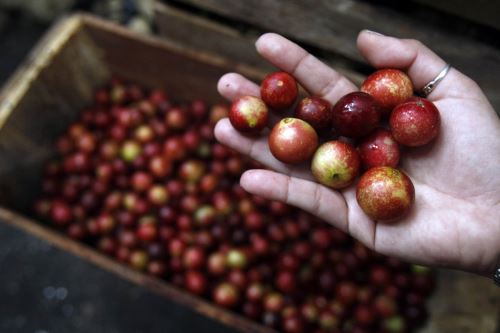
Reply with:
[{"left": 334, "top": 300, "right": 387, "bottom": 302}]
[
  {"left": 217, "top": 72, "right": 260, "bottom": 101},
  {"left": 356, "top": 30, "right": 480, "bottom": 101},
  {"left": 217, "top": 73, "right": 283, "bottom": 126},
  {"left": 256, "top": 33, "right": 357, "bottom": 103},
  {"left": 214, "top": 118, "right": 313, "bottom": 181},
  {"left": 240, "top": 169, "right": 349, "bottom": 231}
]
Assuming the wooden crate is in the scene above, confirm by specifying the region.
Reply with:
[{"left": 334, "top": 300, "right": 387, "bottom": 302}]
[{"left": 0, "top": 13, "right": 271, "bottom": 333}]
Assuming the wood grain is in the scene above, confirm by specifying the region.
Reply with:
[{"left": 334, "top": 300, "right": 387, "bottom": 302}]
[
  {"left": 154, "top": 2, "right": 273, "bottom": 72},
  {"left": 0, "top": 13, "right": 262, "bottom": 212},
  {"left": 154, "top": 2, "right": 365, "bottom": 85},
  {"left": 168, "top": 0, "right": 500, "bottom": 110}
]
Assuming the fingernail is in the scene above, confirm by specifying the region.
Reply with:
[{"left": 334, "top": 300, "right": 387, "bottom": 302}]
[{"left": 364, "top": 29, "right": 384, "bottom": 36}]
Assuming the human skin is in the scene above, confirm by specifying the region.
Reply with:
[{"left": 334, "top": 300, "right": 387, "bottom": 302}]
[{"left": 214, "top": 31, "right": 500, "bottom": 278}]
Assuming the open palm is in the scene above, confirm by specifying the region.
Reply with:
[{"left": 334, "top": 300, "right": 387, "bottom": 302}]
[{"left": 215, "top": 31, "right": 500, "bottom": 276}]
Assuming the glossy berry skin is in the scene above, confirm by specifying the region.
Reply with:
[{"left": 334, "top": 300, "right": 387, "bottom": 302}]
[
  {"left": 264, "top": 292, "right": 285, "bottom": 312},
  {"left": 268, "top": 118, "right": 318, "bottom": 164},
  {"left": 332, "top": 92, "right": 381, "bottom": 138},
  {"left": 260, "top": 72, "right": 298, "bottom": 110},
  {"left": 390, "top": 97, "right": 440, "bottom": 146},
  {"left": 294, "top": 96, "right": 332, "bottom": 131},
  {"left": 182, "top": 247, "right": 206, "bottom": 270},
  {"left": 361, "top": 69, "right": 414, "bottom": 115},
  {"left": 120, "top": 140, "right": 142, "bottom": 162},
  {"left": 356, "top": 166, "right": 415, "bottom": 221},
  {"left": 208, "top": 252, "right": 227, "bottom": 276},
  {"left": 358, "top": 128, "right": 400, "bottom": 169},
  {"left": 246, "top": 283, "right": 265, "bottom": 302},
  {"left": 229, "top": 96, "right": 269, "bottom": 134},
  {"left": 311, "top": 141, "right": 361, "bottom": 189}
]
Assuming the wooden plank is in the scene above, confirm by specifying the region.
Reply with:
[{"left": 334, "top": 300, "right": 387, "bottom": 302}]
[
  {"left": 168, "top": 0, "right": 500, "bottom": 110},
  {"left": 154, "top": 2, "right": 365, "bottom": 86}
]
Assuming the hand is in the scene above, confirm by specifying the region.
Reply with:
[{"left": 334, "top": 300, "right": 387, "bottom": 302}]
[{"left": 214, "top": 31, "right": 500, "bottom": 277}]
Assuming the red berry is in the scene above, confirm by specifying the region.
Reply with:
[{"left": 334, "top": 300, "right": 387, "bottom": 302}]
[
  {"left": 185, "top": 271, "right": 207, "bottom": 295},
  {"left": 137, "top": 220, "right": 158, "bottom": 242},
  {"left": 269, "top": 118, "right": 318, "bottom": 164},
  {"left": 282, "top": 315, "right": 305, "bottom": 333},
  {"left": 147, "top": 261, "right": 167, "bottom": 277},
  {"left": 356, "top": 166, "right": 415, "bottom": 221},
  {"left": 361, "top": 69, "right": 413, "bottom": 115},
  {"left": 354, "top": 305, "right": 376, "bottom": 327},
  {"left": 229, "top": 96, "right": 269, "bottom": 134},
  {"left": 261, "top": 71, "right": 298, "bottom": 110},
  {"left": 242, "top": 302, "right": 262, "bottom": 320},
  {"left": 97, "top": 213, "right": 116, "bottom": 234},
  {"left": 51, "top": 201, "right": 73, "bottom": 226},
  {"left": 165, "top": 107, "right": 188, "bottom": 130},
  {"left": 331, "top": 92, "right": 381, "bottom": 138},
  {"left": 246, "top": 283, "right": 265, "bottom": 302},
  {"left": 336, "top": 282, "right": 357, "bottom": 305},
  {"left": 390, "top": 97, "right": 440, "bottom": 146},
  {"left": 370, "top": 265, "right": 392, "bottom": 287},
  {"left": 275, "top": 270, "right": 297, "bottom": 293},
  {"left": 129, "top": 250, "right": 149, "bottom": 271},
  {"left": 131, "top": 171, "right": 153, "bottom": 192},
  {"left": 226, "top": 249, "right": 248, "bottom": 269},
  {"left": 358, "top": 128, "right": 400, "bottom": 169},
  {"left": 209, "top": 104, "right": 229, "bottom": 124},
  {"left": 182, "top": 246, "right": 205, "bottom": 270},
  {"left": 121, "top": 140, "right": 142, "bottom": 162},
  {"left": 374, "top": 295, "right": 397, "bottom": 318},
  {"left": 208, "top": 252, "right": 227, "bottom": 276},
  {"left": 147, "top": 185, "right": 169, "bottom": 205},
  {"left": 264, "top": 292, "right": 285, "bottom": 312},
  {"left": 178, "top": 159, "right": 205, "bottom": 183},
  {"left": 227, "top": 269, "right": 248, "bottom": 290},
  {"left": 212, "top": 283, "right": 240, "bottom": 308}
]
